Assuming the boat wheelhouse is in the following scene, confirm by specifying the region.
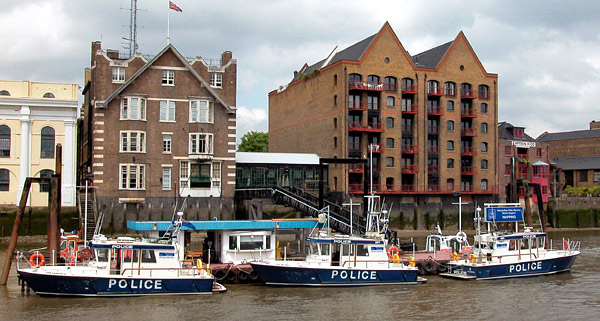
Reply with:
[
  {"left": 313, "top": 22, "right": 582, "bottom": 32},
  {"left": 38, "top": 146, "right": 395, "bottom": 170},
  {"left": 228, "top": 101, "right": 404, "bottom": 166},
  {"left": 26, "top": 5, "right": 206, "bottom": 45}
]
[{"left": 440, "top": 204, "right": 580, "bottom": 280}]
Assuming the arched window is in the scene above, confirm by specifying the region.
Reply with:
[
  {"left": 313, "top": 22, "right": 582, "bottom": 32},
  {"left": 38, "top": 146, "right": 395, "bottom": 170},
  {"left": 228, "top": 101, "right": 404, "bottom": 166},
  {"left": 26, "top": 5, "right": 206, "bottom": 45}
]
[
  {"left": 427, "top": 80, "right": 440, "bottom": 95},
  {"left": 384, "top": 76, "right": 397, "bottom": 91},
  {"left": 43, "top": 92, "right": 55, "bottom": 98},
  {"left": 481, "top": 159, "right": 488, "bottom": 170},
  {"left": 481, "top": 122, "right": 488, "bottom": 133},
  {"left": 367, "top": 75, "right": 380, "bottom": 84},
  {"left": 447, "top": 140, "right": 454, "bottom": 151},
  {"left": 386, "top": 138, "right": 394, "bottom": 149},
  {"left": 478, "top": 85, "right": 490, "bottom": 99},
  {"left": 386, "top": 117, "right": 394, "bottom": 128},
  {"left": 41, "top": 126, "right": 55, "bottom": 158},
  {"left": 349, "top": 73, "right": 362, "bottom": 82},
  {"left": 0, "top": 90, "right": 10, "bottom": 96},
  {"left": 0, "top": 125, "right": 10, "bottom": 157},
  {"left": 481, "top": 142, "right": 488, "bottom": 152},
  {"left": 401, "top": 78, "right": 415, "bottom": 93},
  {"left": 387, "top": 96, "right": 395, "bottom": 107},
  {"left": 386, "top": 157, "right": 394, "bottom": 168},
  {"left": 447, "top": 120, "right": 454, "bottom": 131},
  {"left": 447, "top": 100, "right": 454, "bottom": 111},
  {"left": 0, "top": 168, "right": 9, "bottom": 191},
  {"left": 481, "top": 103, "right": 488, "bottom": 113},
  {"left": 446, "top": 178, "right": 455, "bottom": 191},
  {"left": 386, "top": 177, "right": 394, "bottom": 191},
  {"left": 447, "top": 158, "right": 454, "bottom": 169},
  {"left": 444, "top": 82, "right": 456, "bottom": 96},
  {"left": 481, "top": 179, "right": 488, "bottom": 191},
  {"left": 40, "top": 169, "right": 53, "bottom": 192}
]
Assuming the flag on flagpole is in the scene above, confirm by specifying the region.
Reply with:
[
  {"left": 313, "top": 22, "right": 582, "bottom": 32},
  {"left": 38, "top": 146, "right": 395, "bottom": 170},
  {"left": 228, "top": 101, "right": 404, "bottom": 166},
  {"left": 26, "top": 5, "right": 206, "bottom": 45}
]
[{"left": 169, "top": 1, "right": 182, "bottom": 12}]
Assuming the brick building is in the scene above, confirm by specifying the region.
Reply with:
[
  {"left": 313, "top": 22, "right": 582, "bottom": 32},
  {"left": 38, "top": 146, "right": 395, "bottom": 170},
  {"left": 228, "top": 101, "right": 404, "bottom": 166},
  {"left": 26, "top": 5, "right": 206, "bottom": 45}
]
[
  {"left": 269, "top": 22, "right": 498, "bottom": 211},
  {"left": 537, "top": 121, "right": 600, "bottom": 190},
  {"left": 79, "top": 42, "right": 237, "bottom": 219},
  {"left": 498, "top": 122, "right": 550, "bottom": 203}
]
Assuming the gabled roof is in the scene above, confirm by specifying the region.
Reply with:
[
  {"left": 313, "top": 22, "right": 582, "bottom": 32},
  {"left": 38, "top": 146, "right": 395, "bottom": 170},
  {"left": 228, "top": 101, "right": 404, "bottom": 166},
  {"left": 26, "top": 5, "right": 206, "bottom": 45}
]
[
  {"left": 552, "top": 157, "right": 600, "bottom": 170},
  {"left": 411, "top": 41, "right": 453, "bottom": 69},
  {"left": 537, "top": 129, "right": 600, "bottom": 141},
  {"left": 498, "top": 121, "right": 535, "bottom": 141},
  {"left": 96, "top": 44, "right": 234, "bottom": 113}
]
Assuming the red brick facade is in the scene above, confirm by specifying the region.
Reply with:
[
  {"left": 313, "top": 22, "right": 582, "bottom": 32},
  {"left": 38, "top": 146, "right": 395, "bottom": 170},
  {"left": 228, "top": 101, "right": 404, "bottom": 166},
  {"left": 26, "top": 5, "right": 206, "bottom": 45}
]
[
  {"left": 80, "top": 42, "right": 236, "bottom": 219},
  {"left": 269, "top": 23, "right": 498, "bottom": 207}
]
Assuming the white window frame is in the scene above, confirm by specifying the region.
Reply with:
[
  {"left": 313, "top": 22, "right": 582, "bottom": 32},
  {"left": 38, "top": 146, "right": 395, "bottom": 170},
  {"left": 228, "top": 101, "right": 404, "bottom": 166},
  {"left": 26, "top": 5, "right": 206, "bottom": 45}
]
[
  {"left": 120, "top": 97, "right": 146, "bottom": 120},
  {"left": 180, "top": 161, "right": 189, "bottom": 188},
  {"left": 162, "top": 166, "right": 172, "bottom": 190},
  {"left": 189, "top": 100, "right": 214, "bottom": 123},
  {"left": 160, "top": 100, "right": 176, "bottom": 122},
  {"left": 162, "top": 134, "right": 172, "bottom": 154},
  {"left": 212, "top": 162, "right": 221, "bottom": 187},
  {"left": 189, "top": 133, "right": 214, "bottom": 155},
  {"left": 112, "top": 67, "right": 125, "bottom": 83},
  {"left": 162, "top": 70, "right": 174, "bottom": 86},
  {"left": 120, "top": 130, "right": 146, "bottom": 153},
  {"left": 210, "top": 72, "right": 223, "bottom": 88},
  {"left": 120, "top": 164, "right": 145, "bottom": 190}
]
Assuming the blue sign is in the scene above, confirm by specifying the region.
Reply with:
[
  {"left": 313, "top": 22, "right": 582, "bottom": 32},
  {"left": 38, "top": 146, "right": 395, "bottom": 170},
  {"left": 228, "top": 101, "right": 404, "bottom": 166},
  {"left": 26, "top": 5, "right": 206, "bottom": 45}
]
[{"left": 485, "top": 207, "right": 524, "bottom": 222}]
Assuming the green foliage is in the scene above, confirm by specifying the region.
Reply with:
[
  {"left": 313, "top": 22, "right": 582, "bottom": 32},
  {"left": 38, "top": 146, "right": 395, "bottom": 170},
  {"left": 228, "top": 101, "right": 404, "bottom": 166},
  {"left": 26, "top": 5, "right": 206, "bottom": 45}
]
[
  {"left": 0, "top": 208, "right": 79, "bottom": 237},
  {"left": 237, "top": 131, "right": 268, "bottom": 152},
  {"left": 563, "top": 185, "right": 600, "bottom": 196}
]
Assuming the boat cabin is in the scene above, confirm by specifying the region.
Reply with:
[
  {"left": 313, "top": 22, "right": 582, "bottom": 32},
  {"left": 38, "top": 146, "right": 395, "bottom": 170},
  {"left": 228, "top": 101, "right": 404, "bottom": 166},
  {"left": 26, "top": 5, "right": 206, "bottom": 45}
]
[
  {"left": 305, "top": 236, "right": 388, "bottom": 268},
  {"left": 473, "top": 231, "right": 547, "bottom": 260}
]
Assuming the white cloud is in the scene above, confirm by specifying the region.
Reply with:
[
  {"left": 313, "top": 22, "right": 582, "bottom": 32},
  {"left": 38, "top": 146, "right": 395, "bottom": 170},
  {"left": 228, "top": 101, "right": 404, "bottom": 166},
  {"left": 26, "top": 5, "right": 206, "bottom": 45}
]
[{"left": 235, "top": 106, "right": 268, "bottom": 144}]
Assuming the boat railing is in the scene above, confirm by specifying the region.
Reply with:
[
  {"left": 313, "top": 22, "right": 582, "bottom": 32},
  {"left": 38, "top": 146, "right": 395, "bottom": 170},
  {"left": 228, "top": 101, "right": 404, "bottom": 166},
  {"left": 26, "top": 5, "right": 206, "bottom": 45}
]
[
  {"left": 340, "top": 259, "right": 406, "bottom": 268},
  {"left": 120, "top": 266, "right": 212, "bottom": 278}
]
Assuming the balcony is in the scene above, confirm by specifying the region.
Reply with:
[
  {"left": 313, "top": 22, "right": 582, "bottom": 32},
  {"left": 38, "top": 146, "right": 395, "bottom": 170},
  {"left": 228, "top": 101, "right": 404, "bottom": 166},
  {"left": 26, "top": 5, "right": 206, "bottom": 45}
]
[
  {"left": 401, "top": 104, "right": 418, "bottom": 115},
  {"left": 428, "top": 126, "right": 439, "bottom": 135},
  {"left": 348, "top": 121, "right": 384, "bottom": 132},
  {"left": 349, "top": 80, "right": 384, "bottom": 91},
  {"left": 461, "top": 166, "right": 477, "bottom": 175},
  {"left": 461, "top": 89, "right": 476, "bottom": 99},
  {"left": 460, "top": 185, "right": 474, "bottom": 192},
  {"left": 428, "top": 145, "right": 439, "bottom": 154},
  {"left": 428, "top": 165, "right": 439, "bottom": 173},
  {"left": 348, "top": 164, "right": 364, "bottom": 173},
  {"left": 461, "top": 128, "right": 477, "bottom": 137},
  {"left": 427, "top": 86, "right": 443, "bottom": 96},
  {"left": 445, "top": 87, "right": 456, "bottom": 97},
  {"left": 428, "top": 185, "right": 441, "bottom": 192},
  {"left": 402, "top": 164, "right": 417, "bottom": 174},
  {"left": 384, "top": 83, "right": 397, "bottom": 92},
  {"left": 401, "top": 84, "right": 418, "bottom": 94},
  {"left": 461, "top": 146, "right": 477, "bottom": 156},
  {"left": 402, "top": 124, "right": 413, "bottom": 133},
  {"left": 460, "top": 108, "right": 477, "bottom": 118},
  {"left": 478, "top": 91, "right": 490, "bottom": 99},
  {"left": 402, "top": 144, "right": 418, "bottom": 154},
  {"left": 348, "top": 100, "right": 367, "bottom": 111},
  {"left": 427, "top": 105, "right": 444, "bottom": 116}
]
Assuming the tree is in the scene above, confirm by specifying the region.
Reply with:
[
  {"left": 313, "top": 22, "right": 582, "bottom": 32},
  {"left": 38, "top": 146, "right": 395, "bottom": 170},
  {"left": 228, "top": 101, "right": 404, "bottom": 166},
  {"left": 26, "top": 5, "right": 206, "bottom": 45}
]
[{"left": 237, "top": 131, "right": 268, "bottom": 152}]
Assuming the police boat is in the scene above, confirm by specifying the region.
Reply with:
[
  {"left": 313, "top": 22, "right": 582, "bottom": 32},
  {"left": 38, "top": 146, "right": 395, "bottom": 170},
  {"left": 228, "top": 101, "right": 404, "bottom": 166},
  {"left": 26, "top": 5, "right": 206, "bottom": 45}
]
[
  {"left": 440, "top": 205, "right": 580, "bottom": 280},
  {"left": 16, "top": 212, "right": 224, "bottom": 297},
  {"left": 250, "top": 194, "right": 425, "bottom": 287}
]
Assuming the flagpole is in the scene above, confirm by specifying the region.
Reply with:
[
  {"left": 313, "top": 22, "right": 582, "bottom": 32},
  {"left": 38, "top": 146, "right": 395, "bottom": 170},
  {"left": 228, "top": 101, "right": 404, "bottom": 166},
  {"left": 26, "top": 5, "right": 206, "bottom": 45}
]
[{"left": 167, "top": 1, "right": 170, "bottom": 45}]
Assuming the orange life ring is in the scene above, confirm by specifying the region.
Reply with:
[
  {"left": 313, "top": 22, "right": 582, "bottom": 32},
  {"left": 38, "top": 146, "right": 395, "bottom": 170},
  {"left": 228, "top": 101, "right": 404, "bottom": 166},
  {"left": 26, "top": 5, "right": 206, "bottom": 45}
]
[
  {"left": 563, "top": 240, "right": 569, "bottom": 251},
  {"left": 29, "top": 252, "right": 45, "bottom": 267},
  {"left": 387, "top": 246, "right": 400, "bottom": 258}
]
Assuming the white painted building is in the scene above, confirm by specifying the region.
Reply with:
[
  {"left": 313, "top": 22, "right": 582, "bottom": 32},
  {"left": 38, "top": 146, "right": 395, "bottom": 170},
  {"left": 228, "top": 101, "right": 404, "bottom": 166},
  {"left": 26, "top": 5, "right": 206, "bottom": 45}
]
[{"left": 0, "top": 80, "right": 78, "bottom": 207}]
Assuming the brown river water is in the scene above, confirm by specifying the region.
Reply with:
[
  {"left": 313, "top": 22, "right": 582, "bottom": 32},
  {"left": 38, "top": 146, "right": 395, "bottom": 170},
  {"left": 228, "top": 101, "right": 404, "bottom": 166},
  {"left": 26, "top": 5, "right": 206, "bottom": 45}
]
[{"left": 1, "top": 230, "right": 599, "bottom": 320}]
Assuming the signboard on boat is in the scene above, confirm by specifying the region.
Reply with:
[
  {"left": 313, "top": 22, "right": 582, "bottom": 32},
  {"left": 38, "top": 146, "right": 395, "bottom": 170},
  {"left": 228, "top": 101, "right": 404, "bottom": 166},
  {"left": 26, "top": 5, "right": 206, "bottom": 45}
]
[{"left": 484, "top": 207, "right": 524, "bottom": 222}]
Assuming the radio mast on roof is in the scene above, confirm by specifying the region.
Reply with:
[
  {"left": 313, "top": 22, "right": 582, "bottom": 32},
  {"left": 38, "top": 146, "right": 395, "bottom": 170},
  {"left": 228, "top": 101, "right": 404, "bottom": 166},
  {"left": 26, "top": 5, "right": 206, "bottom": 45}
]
[{"left": 122, "top": 0, "right": 141, "bottom": 58}]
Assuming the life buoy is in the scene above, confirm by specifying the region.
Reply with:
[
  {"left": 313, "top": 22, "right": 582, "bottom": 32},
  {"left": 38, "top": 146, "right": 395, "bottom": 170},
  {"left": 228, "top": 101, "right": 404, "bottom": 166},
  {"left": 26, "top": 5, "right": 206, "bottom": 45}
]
[
  {"left": 29, "top": 252, "right": 45, "bottom": 267},
  {"left": 563, "top": 240, "right": 569, "bottom": 251},
  {"left": 387, "top": 246, "right": 400, "bottom": 259},
  {"left": 456, "top": 231, "right": 467, "bottom": 243}
]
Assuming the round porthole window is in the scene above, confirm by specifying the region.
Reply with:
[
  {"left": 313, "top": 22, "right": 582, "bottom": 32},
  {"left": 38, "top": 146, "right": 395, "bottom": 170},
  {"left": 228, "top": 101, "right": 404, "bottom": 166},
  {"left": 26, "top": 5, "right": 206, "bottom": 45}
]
[{"left": 384, "top": 57, "right": 390, "bottom": 64}]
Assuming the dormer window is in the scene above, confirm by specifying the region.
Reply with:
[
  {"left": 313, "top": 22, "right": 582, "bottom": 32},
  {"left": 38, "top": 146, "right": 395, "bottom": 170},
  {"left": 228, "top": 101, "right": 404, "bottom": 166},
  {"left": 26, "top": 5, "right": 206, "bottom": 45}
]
[
  {"left": 112, "top": 67, "right": 125, "bottom": 83},
  {"left": 513, "top": 128, "right": 525, "bottom": 138},
  {"left": 210, "top": 73, "right": 222, "bottom": 88}
]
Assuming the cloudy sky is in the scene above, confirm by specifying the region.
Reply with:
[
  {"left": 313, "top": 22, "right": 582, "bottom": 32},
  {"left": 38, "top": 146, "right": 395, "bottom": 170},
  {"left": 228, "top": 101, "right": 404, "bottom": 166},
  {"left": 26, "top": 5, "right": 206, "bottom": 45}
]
[{"left": 1, "top": 0, "right": 599, "bottom": 141}]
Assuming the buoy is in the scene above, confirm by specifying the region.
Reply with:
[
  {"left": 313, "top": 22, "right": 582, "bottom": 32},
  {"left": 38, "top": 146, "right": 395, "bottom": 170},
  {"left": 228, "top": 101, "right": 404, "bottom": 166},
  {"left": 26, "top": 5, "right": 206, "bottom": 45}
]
[{"left": 29, "top": 253, "right": 45, "bottom": 267}]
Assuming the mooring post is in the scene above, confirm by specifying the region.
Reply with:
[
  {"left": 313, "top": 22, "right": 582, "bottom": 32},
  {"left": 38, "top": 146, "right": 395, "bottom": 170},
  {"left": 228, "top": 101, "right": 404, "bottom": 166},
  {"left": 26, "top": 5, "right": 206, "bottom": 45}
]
[
  {"left": 48, "top": 144, "right": 62, "bottom": 263},
  {"left": 0, "top": 178, "right": 33, "bottom": 285}
]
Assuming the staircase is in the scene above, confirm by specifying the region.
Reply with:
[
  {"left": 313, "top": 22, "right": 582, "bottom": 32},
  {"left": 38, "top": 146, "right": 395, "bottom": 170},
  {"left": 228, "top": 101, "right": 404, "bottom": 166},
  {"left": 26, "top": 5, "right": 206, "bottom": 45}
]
[
  {"left": 271, "top": 186, "right": 366, "bottom": 235},
  {"left": 77, "top": 187, "right": 97, "bottom": 241}
]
